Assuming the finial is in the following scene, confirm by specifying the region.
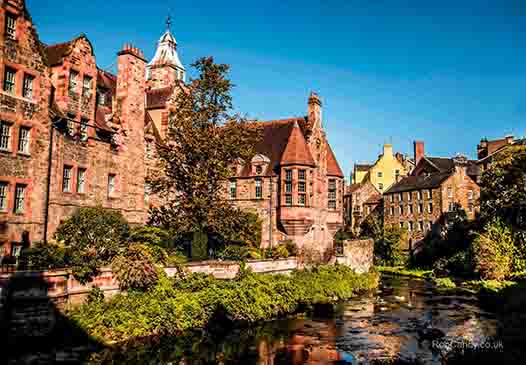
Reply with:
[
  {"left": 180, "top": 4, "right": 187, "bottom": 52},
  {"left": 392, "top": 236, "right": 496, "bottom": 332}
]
[{"left": 166, "top": 15, "right": 172, "bottom": 31}]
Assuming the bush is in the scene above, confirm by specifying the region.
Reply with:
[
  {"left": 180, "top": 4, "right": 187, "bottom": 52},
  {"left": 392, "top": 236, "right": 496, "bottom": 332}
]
[
  {"left": 112, "top": 244, "right": 159, "bottom": 291},
  {"left": 472, "top": 219, "right": 515, "bottom": 280},
  {"left": 433, "top": 277, "right": 456, "bottom": 289},
  {"left": 128, "top": 226, "right": 172, "bottom": 248},
  {"left": 282, "top": 240, "right": 298, "bottom": 256},
  {"left": 374, "top": 226, "right": 408, "bottom": 267},
  {"left": 217, "top": 245, "right": 251, "bottom": 261},
  {"left": 55, "top": 206, "right": 130, "bottom": 283},
  {"left": 272, "top": 244, "right": 289, "bottom": 259},
  {"left": 21, "top": 241, "right": 68, "bottom": 270},
  {"left": 191, "top": 230, "right": 208, "bottom": 261},
  {"left": 87, "top": 286, "right": 105, "bottom": 304},
  {"left": 218, "top": 210, "right": 262, "bottom": 248}
]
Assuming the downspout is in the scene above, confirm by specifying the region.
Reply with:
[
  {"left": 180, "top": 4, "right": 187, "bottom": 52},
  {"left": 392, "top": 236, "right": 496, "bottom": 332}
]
[
  {"left": 269, "top": 175, "right": 273, "bottom": 249},
  {"left": 43, "top": 119, "right": 56, "bottom": 244}
]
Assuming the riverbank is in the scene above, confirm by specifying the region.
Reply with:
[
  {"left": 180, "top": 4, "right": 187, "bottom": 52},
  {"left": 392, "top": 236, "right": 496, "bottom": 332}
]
[{"left": 67, "top": 264, "right": 379, "bottom": 344}]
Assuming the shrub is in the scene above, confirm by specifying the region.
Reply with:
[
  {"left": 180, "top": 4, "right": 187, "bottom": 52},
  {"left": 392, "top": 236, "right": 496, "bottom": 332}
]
[
  {"left": 128, "top": 226, "right": 172, "bottom": 248},
  {"left": 191, "top": 230, "right": 208, "bottom": 261},
  {"left": 218, "top": 210, "right": 262, "bottom": 248},
  {"left": 87, "top": 286, "right": 105, "bottom": 304},
  {"left": 112, "top": 244, "right": 159, "bottom": 291},
  {"left": 21, "top": 241, "right": 68, "bottom": 270},
  {"left": 282, "top": 240, "right": 298, "bottom": 256},
  {"left": 55, "top": 206, "right": 130, "bottom": 283},
  {"left": 217, "top": 245, "right": 251, "bottom": 261},
  {"left": 374, "top": 226, "right": 407, "bottom": 267},
  {"left": 272, "top": 244, "right": 290, "bottom": 259},
  {"left": 433, "top": 277, "right": 456, "bottom": 289},
  {"left": 472, "top": 219, "right": 515, "bottom": 280}
]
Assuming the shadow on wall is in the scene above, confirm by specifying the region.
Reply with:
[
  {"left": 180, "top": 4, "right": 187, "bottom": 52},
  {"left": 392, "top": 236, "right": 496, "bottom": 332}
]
[{"left": 0, "top": 271, "right": 103, "bottom": 363}]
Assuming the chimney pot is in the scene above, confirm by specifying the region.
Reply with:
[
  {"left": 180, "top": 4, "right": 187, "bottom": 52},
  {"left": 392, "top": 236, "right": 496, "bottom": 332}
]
[{"left": 414, "top": 140, "right": 425, "bottom": 166}]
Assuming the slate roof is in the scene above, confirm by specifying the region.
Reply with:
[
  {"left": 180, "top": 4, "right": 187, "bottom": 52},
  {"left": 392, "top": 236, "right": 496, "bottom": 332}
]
[
  {"left": 385, "top": 172, "right": 452, "bottom": 194},
  {"left": 424, "top": 157, "right": 455, "bottom": 173},
  {"left": 97, "top": 68, "right": 117, "bottom": 90}
]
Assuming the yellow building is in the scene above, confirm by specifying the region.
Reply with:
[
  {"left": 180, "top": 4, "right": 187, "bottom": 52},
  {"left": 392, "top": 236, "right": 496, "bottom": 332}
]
[{"left": 352, "top": 144, "right": 412, "bottom": 193}]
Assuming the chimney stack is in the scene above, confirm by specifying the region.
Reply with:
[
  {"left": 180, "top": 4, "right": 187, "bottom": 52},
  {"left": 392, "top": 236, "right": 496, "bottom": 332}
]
[
  {"left": 308, "top": 92, "right": 322, "bottom": 131},
  {"left": 383, "top": 144, "right": 393, "bottom": 157},
  {"left": 414, "top": 141, "right": 425, "bottom": 166}
]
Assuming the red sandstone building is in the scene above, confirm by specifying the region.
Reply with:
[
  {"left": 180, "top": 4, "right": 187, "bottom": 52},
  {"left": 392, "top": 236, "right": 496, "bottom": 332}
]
[{"left": 0, "top": 0, "right": 344, "bottom": 257}]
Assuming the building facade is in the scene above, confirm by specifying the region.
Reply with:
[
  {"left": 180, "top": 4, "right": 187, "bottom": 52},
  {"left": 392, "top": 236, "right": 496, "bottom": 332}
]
[
  {"left": 384, "top": 142, "right": 480, "bottom": 252},
  {"left": 0, "top": 0, "right": 344, "bottom": 257}
]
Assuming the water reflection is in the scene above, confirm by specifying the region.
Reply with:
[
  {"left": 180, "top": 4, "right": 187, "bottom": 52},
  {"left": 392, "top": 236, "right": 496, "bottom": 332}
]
[{"left": 89, "top": 276, "right": 501, "bottom": 364}]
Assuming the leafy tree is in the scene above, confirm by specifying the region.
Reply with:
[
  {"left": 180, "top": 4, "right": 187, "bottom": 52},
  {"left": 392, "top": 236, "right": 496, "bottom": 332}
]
[
  {"left": 375, "top": 225, "right": 408, "bottom": 266},
  {"left": 359, "top": 212, "right": 383, "bottom": 241},
  {"left": 480, "top": 144, "right": 526, "bottom": 228},
  {"left": 55, "top": 206, "right": 129, "bottom": 282},
  {"left": 149, "top": 57, "right": 261, "bottom": 252},
  {"left": 112, "top": 244, "right": 159, "bottom": 291}
]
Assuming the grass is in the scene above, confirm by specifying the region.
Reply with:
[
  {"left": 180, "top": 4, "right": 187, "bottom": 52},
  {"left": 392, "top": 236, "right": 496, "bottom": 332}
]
[{"left": 376, "top": 266, "right": 433, "bottom": 279}]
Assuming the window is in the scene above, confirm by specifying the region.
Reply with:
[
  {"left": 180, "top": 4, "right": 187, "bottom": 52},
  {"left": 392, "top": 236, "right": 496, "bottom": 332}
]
[
  {"left": 298, "top": 169, "right": 306, "bottom": 181},
  {"left": 390, "top": 206, "right": 395, "bottom": 216},
  {"left": 408, "top": 221, "right": 414, "bottom": 232},
  {"left": 0, "top": 121, "right": 11, "bottom": 151},
  {"left": 447, "top": 186, "right": 453, "bottom": 198},
  {"left": 255, "top": 165, "right": 263, "bottom": 175},
  {"left": 418, "top": 203, "right": 423, "bottom": 214},
  {"left": 427, "top": 189, "right": 433, "bottom": 199},
  {"left": 108, "top": 174, "right": 116, "bottom": 197},
  {"left": 82, "top": 76, "right": 92, "bottom": 98},
  {"left": 62, "top": 166, "right": 73, "bottom": 192},
  {"left": 328, "top": 179, "right": 337, "bottom": 209},
  {"left": 17, "top": 126, "right": 30, "bottom": 154},
  {"left": 407, "top": 192, "right": 412, "bottom": 201},
  {"left": 408, "top": 204, "right": 413, "bottom": 214},
  {"left": 377, "top": 171, "right": 383, "bottom": 178},
  {"left": 418, "top": 221, "right": 424, "bottom": 231},
  {"left": 399, "top": 204, "right": 404, "bottom": 215},
  {"left": 285, "top": 169, "right": 292, "bottom": 194},
  {"left": 97, "top": 88, "right": 106, "bottom": 105},
  {"left": 378, "top": 183, "right": 383, "bottom": 190},
  {"left": 448, "top": 202, "right": 455, "bottom": 212},
  {"left": 0, "top": 181, "right": 7, "bottom": 211},
  {"left": 144, "top": 183, "right": 151, "bottom": 203},
  {"left": 417, "top": 190, "right": 422, "bottom": 200},
  {"left": 5, "top": 13, "right": 16, "bottom": 39},
  {"left": 3, "top": 67, "right": 16, "bottom": 94},
  {"left": 80, "top": 119, "right": 88, "bottom": 141},
  {"left": 67, "top": 114, "right": 76, "bottom": 136},
  {"left": 428, "top": 202, "right": 433, "bottom": 213},
  {"left": 298, "top": 181, "right": 306, "bottom": 193},
  {"left": 390, "top": 194, "right": 394, "bottom": 202},
  {"left": 255, "top": 178, "right": 262, "bottom": 199},
  {"left": 22, "top": 74, "right": 34, "bottom": 99},
  {"left": 229, "top": 180, "right": 237, "bottom": 199},
  {"left": 285, "top": 194, "right": 293, "bottom": 206},
  {"left": 76, "top": 168, "right": 86, "bottom": 193},
  {"left": 14, "top": 184, "right": 25, "bottom": 214},
  {"left": 468, "top": 190, "right": 473, "bottom": 200},
  {"left": 298, "top": 194, "right": 306, "bottom": 206},
  {"left": 69, "top": 71, "right": 79, "bottom": 94}
]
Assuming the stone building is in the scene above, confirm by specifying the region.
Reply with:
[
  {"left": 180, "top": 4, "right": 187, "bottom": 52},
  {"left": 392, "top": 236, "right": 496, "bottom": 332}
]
[
  {"left": 383, "top": 141, "right": 480, "bottom": 252},
  {"left": 476, "top": 135, "right": 525, "bottom": 176},
  {"left": 0, "top": 0, "right": 344, "bottom": 257},
  {"left": 228, "top": 93, "right": 345, "bottom": 254},
  {"left": 344, "top": 180, "right": 381, "bottom": 232}
]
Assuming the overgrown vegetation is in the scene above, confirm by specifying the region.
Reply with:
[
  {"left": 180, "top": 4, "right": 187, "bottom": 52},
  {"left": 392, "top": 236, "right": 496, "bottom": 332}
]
[
  {"left": 112, "top": 244, "right": 160, "bottom": 291},
  {"left": 67, "top": 265, "right": 379, "bottom": 343}
]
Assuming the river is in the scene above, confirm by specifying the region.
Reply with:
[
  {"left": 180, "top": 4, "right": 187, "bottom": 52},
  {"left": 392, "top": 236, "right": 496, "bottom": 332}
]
[{"left": 84, "top": 274, "right": 513, "bottom": 364}]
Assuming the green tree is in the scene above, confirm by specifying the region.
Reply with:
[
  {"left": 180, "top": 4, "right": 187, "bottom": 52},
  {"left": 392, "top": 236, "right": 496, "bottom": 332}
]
[
  {"left": 55, "top": 206, "right": 129, "bottom": 282},
  {"left": 480, "top": 144, "right": 526, "bottom": 228},
  {"left": 149, "top": 57, "right": 261, "bottom": 253},
  {"left": 375, "top": 225, "right": 408, "bottom": 266}
]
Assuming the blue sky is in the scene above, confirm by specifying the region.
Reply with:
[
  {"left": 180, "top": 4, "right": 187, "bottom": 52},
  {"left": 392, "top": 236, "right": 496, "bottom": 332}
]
[{"left": 28, "top": 0, "right": 526, "bottom": 180}]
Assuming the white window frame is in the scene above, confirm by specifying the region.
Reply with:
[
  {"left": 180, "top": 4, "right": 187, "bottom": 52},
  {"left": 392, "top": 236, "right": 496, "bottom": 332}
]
[
  {"left": 108, "top": 174, "right": 116, "bottom": 197},
  {"left": 3, "top": 67, "right": 16, "bottom": 94},
  {"left": 0, "top": 121, "right": 12, "bottom": 151},
  {"left": 229, "top": 180, "right": 237, "bottom": 199},
  {"left": 17, "top": 126, "right": 30, "bottom": 154},
  {"left": 22, "top": 74, "right": 34, "bottom": 99},
  {"left": 76, "top": 168, "right": 86, "bottom": 193},
  {"left": 80, "top": 119, "right": 88, "bottom": 141},
  {"left": 14, "top": 184, "right": 25, "bottom": 214},
  {"left": 0, "top": 181, "right": 8, "bottom": 211},
  {"left": 255, "top": 178, "right": 262, "bottom": 199},
  {"left": 63, "top": 166, "right": 73, "bottom": 192},
  {"left": 5, "top": 13, "right": 16, "bottom": 39}
]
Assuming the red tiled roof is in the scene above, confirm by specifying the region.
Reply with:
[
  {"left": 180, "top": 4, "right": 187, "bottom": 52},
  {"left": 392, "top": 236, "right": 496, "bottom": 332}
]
[
  {"left": 327, "top": 143, "right": 344, "bottom": 177},
  {"left": 280, "top": 121, "right": 315, "bottom": 167},
  {"left": 97, "top": 68, "right": 116, "bottom": 90},
  {"left": 146, "top": 87, "right": 174, "bottom": 109}
]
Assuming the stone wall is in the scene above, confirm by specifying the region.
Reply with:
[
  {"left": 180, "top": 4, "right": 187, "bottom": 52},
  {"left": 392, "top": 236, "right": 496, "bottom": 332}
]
[{"left": 335, "top": 239, "right": 374, "bottom": 274}]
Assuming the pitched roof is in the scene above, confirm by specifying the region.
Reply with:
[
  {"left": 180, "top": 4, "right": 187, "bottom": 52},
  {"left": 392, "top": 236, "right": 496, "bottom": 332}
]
[
  {"left": 364, "top": 192, "right": 382, "bottom": 205},
  {"left": 385, "top": 172, "right": 452, "bottom": 194},
  {"left": 146, "top": 87, "right": 174, "bottom": 109},
  {"left": 354, "top": 164, "right": 372, "bottom": 171},
  {"left": 346, "top": 183, "right": 361, "bottom": 195},
  {"left": 424, "top": 157, "right": 455, "bottom": 173},
  {"left": 44, "top": 40, "right": 73, "bottom": 66},
  {"left": 237, "top": 117, "right": 310, "bottom": 177},
  {"left": 97, "top": 68, "right": 117, "bottom": 90},
  {"left": 280, "top": 121, "right": 315, "bottom": 167},
  {"left": 326, "top": 142, "right": 344, "bottom": 177}
]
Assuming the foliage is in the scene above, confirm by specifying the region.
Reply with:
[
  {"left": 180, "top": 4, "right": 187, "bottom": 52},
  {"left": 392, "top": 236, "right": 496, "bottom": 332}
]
[
  {"left": 376, "top": 266, "right": 433, "bottom": 279},
  {"left": 87, "top": 286, "right": 105, "bottom": 304},
  {"left": 281, "top": 240, "right": 298, "bottom": 256},
  {"left": 21, "top": 240, "right": 68, "bottom": 270},
  {"left": 191, "top": 229, "right": 208, "bottom": 261},
  {"left": 374, "top": 225, "right": 408, "bottom": 266},
  {"left": 216, "top": 245, "right": 252, "bottom": 261},
  {"left": 112, "top": 244, "right": 159, "bottom": 291},
  {"left": 479, "top": 145, "right": 526, "bottom": 228},
  {"left": 433, "top": 277, "right": 456, "bottom": 289},
  {"left": 472, "top": 219, "right": 515, "bottom": 280},
  {"left": 149, "top": 57, "right": 261, "bottom": 250},
  {"left": 217, "top": 210, "right": 262, "bottom": 248},
  {"left": 68, "top": 265, "right": 379, "bottom": 343},
  {"left": 272, "top": 244, "right": 290, "bottom": 259},
  {"left": 359, "top": 212, "right": 383, "bottom": 240},
  {"left": 128, "top": 226, "right": 172, "bottom": 249},
  {"left": 55, "top": 206, "right": 130, "bottom": 283}
]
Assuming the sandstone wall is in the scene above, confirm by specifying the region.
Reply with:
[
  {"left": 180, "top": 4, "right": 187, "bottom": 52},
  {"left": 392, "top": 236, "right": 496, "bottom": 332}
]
[{"left": 335, "top": 239, "right": 374, "bottom": 274}]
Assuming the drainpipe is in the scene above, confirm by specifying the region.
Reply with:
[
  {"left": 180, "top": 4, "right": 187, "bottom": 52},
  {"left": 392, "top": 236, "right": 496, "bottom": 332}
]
[
  {"left": 43, "top": 119, "right": 57, "bottom": 244},
  {"left": 269, "top": 175, "right": 273, "bottom": 249}
]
